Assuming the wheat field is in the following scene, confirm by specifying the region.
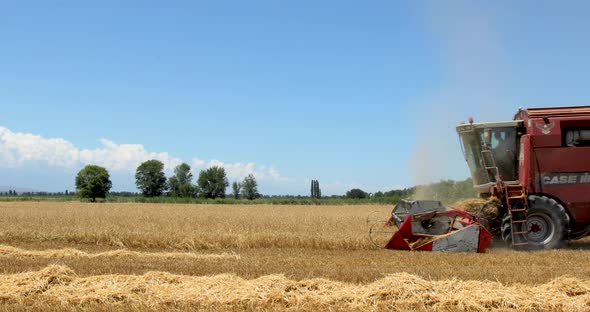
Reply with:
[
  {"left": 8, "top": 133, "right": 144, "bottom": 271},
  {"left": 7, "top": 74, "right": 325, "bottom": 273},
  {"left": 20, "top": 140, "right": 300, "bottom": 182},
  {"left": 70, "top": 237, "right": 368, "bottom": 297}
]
[{"left": 1, "top": 201, "right": 590, "bottom": 311}]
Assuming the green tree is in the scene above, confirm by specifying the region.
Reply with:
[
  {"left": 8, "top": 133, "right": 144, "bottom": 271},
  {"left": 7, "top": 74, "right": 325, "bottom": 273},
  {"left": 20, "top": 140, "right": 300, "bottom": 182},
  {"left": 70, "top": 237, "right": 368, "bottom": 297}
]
[
  {"left": 232, "top": 181, "right": 242, "bottom": 199},
  {"left": 313, "top": 180, "right": 318, "bottom": 198},
  {"left": 168, "top": 163, "right": 196, "bottom": 197},
  {"left": 174, "top": 163, "right": 193, "bottom": 185},
  {"left": 241, "top": 174, "right": 260, "bottom": 200},
  {"left": 168, "top": 176, "right": 179, "bottom": 195},
  {"left": 75, "top": 165, "right": 112, "bottom": 202},
  {"left": 178, "top": 182, "right": 197, "bottom": 198},
  {"left": 135, "top": 160, "right": 168, "bottom": 197},
  {"left": 346, "top": 188, "right": 369, "bottom": 199},
  {"left": 310, "top": 180, "right": 321, "bottom": 199},
  {"left": 315, "top": 180, "right": 321, "bottom": 199},
  {"left": 197, "top": 166, "right": 229, "bottom": 199}
]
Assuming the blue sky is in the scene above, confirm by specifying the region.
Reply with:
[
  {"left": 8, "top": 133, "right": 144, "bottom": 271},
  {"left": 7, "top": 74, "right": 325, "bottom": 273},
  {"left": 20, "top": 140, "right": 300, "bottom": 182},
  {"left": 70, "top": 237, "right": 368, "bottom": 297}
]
[{"left": 1, "top": 1, "right": 590, "bottom": 195}]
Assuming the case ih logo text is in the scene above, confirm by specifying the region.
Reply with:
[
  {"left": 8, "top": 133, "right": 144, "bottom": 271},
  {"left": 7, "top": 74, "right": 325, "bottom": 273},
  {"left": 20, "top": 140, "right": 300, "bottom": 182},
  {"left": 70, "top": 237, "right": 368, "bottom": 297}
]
[{"left": 542, "top": 172, "right": 590, "bottom": 186}]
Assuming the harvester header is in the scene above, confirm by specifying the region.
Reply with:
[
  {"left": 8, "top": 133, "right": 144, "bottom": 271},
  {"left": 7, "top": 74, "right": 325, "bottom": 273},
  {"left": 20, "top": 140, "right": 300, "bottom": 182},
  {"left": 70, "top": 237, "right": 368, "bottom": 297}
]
[{"left": 384, "top": 200, "right": 492, "bottom": 252}]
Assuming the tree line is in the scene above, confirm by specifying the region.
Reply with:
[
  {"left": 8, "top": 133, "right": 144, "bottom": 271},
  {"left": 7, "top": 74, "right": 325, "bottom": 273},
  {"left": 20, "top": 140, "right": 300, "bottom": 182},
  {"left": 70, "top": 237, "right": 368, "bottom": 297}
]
[
  {"left": 343, "top": 178, "right": 477, "bottom": 204},
  {"left": 75, "top": 160, "right": 260, "bottom": 202},
  {"left": 2, "top": 163, "right": 477, "bottom": 205}
]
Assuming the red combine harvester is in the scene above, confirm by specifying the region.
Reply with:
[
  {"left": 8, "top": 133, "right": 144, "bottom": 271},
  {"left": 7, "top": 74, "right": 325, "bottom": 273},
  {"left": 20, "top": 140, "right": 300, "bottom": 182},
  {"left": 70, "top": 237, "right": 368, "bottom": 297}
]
[
  {"left": 456, "top": 106, "right": 590, "bottom": 249},
  {"left": 370, "top": 106, "right": 590, "bottom": 252}
]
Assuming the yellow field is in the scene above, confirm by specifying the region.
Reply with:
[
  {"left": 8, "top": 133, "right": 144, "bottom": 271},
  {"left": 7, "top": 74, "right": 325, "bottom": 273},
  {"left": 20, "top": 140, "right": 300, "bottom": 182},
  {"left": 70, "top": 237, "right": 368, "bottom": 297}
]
[{"left": 1, "top": 201, "right": 590, "bottom": 311}]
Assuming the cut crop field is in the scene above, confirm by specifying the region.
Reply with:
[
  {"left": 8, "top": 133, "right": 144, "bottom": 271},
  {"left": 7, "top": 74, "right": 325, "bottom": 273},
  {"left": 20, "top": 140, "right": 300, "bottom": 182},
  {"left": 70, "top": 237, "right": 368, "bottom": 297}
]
[{"left": 1, "top": 201, "right": 590, "bottom": 311}]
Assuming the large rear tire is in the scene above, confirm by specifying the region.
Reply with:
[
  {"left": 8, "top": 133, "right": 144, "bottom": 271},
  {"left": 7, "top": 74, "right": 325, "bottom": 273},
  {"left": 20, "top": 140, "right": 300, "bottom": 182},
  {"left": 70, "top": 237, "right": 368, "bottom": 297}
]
[
  {"left": 526, "top": 195, "right": 570, "bottom": 249},
  {"left": 501, "top": 195, "right": 570, "bottom": 249}
]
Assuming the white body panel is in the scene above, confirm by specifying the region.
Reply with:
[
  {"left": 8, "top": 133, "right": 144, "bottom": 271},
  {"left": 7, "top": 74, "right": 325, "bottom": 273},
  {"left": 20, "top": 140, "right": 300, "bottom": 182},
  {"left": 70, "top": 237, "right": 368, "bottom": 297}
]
[{"left": 432, "top": 225, "right": 480, "bottom": 252}]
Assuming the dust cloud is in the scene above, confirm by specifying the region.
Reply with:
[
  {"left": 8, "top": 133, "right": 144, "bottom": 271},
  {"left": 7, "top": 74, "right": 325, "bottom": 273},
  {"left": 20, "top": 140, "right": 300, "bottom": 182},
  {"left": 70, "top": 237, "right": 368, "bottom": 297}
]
[{"left": 410, "top": 0, "right": 512, "bottom": 199}]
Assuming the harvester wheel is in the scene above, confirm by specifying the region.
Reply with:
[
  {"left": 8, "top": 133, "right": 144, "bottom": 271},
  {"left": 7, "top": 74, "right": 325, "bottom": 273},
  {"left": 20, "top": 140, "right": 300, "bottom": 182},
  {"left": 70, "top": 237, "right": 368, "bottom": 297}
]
[
  {"left": 501, "top": 195, "right": 570, "bottom": 249},
  {"left": 526, "top": 195, "right": 569, "bottom": 249}
]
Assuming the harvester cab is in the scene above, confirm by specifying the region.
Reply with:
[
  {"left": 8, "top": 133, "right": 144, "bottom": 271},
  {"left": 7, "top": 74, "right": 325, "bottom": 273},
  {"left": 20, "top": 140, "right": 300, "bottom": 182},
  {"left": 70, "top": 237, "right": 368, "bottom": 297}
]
[{"left": 456, "top": 120, "right": 523, "bottom": 195}]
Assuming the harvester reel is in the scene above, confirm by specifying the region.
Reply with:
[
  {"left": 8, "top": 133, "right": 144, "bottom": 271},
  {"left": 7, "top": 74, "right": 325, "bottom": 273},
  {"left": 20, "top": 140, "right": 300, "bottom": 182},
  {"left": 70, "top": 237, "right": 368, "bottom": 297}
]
[{"left": 366, "top": 211, "right": 397, "bottom": 249}]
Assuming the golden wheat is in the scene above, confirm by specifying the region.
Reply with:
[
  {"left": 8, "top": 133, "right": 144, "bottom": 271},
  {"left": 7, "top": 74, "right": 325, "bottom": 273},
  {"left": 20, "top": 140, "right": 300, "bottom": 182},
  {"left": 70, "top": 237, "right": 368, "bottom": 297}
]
[{"left": 0, "top": 202, "right": 384, "bottom": 250}]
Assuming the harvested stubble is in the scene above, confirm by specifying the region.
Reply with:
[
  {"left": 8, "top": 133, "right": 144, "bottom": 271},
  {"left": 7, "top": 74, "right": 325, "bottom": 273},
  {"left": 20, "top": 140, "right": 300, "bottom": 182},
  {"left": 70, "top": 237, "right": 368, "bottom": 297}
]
[
  {"left": 0, "top": 245, "right": 239, "bottom": 261},
  {"left": 1, "top": 264, "right": 590, "bottom": 311}
]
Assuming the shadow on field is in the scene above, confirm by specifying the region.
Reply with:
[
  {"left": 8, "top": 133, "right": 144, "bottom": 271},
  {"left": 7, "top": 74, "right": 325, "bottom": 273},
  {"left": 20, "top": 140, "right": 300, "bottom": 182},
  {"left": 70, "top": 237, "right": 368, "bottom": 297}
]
[
  {"left": 485, "top": 236, "right": 590, "bottom": 251},
  {"left": 567, "top": 237, "right": 590, "bottom": 250}
]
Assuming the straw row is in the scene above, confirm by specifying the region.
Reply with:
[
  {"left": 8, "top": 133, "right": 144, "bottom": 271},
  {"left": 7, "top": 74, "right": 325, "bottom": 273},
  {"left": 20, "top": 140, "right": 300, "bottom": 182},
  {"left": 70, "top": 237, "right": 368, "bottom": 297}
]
[
  {"left": 0, "top": 245, "right": 240, "bottom": 261},
  {"left": 0, "top": 265, "right": 588, "bottom": 311}
]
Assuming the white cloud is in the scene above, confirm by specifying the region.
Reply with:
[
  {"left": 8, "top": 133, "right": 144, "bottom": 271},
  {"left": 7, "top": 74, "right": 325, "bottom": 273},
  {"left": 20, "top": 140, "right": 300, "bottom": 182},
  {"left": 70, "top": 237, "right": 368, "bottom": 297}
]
[
  {"left": 0, "top": 126, "right": 80, "bottom": 168},
  {"left": 204, "top": 159, "right": 288, "bottom": 182},
  {"left": 0, "top": 126, "right": 184, "bottom": 172},
  {"left": 191, "top": 158, "right": 206, "bottom": 169},
  {"left": 76, "top": 139, "right": 184, "bottom": 172},
  {"left": 0, "top": 126, "right": 286, "bottom": 183}
]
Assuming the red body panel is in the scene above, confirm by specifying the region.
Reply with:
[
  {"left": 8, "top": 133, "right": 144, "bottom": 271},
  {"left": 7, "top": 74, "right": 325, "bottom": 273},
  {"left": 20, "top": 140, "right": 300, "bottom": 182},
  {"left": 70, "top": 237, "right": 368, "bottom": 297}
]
[
  {"left": 514, "top": 106, "right": 590, "bottom": 232},
  {"left": 477, "top": 229, "right": 492, "bottom": 253}
]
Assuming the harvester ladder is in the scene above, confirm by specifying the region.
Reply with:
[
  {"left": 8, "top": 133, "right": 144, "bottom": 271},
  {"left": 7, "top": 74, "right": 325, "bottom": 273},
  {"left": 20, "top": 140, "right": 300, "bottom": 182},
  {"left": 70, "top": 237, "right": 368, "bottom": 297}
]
[
  {"left": 504, "top": 184, "right": 529, "bottom": 247},
  {"left": 480, "top": 149, "right": 500, "bottom": 179}
]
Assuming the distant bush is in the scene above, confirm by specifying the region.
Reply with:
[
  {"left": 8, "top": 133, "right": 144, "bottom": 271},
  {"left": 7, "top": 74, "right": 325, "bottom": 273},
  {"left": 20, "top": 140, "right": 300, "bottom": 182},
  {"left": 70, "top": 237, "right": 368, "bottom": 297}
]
[
  {"left": 346, "top": 189, "right": 369, "bottom": 199},
  {"left": 412, "top": 178, "right": 477, "bottom": 204}
]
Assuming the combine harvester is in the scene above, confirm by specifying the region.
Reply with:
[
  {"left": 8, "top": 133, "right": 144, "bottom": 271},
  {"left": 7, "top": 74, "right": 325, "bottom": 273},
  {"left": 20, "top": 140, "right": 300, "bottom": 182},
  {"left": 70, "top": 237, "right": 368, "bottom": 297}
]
[{"left": 370, "top": 106, "right": 590, "bottom": 252}]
